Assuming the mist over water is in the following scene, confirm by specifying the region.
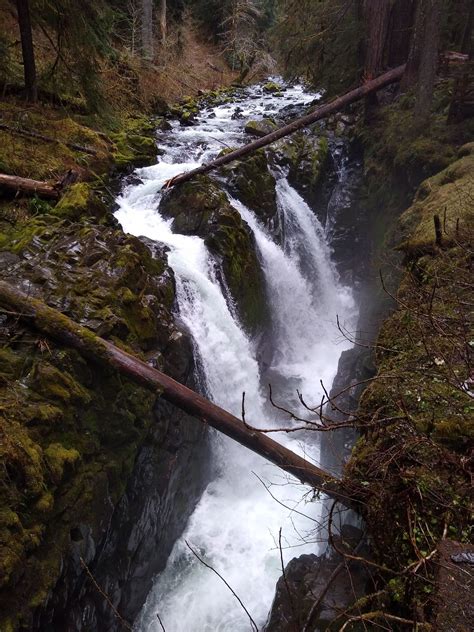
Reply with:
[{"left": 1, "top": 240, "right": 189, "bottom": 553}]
[{"left": 115, "top": 82, "right": 357, "bottom": 631}]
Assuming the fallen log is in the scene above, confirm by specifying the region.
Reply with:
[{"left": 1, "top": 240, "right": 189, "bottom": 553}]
[
  {"left": 0, "top": 173, "right": 60, "bottom": 199},
  {"left": 0, "top": 122, "right": 98, "bottom": 155},
  {"left": 0, "top": 279, "right": 355, "bottom": 510},
  {"left": 165, "top": 65, "right": 406, "bottom": 188},
  {"left": 0, "top": 169, "right": 79, "bottom": 200}
]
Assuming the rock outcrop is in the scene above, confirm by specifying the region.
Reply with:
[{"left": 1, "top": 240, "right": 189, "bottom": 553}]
[
  {"left": 0, "top": 206, "right": 209, "bottom": 631},
  {"left": 160, "top": 175, "right": 269, "bottom": 335}
]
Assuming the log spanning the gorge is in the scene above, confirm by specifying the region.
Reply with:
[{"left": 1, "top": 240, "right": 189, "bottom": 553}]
[
  {"left": 165, "top": 65, "right": 406, "bottom": 188},
  {"left": 0, "top": 280, "right": 355, "bottom": 510}
]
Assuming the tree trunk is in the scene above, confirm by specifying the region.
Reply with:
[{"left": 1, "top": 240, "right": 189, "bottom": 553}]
[
  {"left": 363, "top": 0, "right": 392, "bottom": 78},
  {"left": 387, "top": 0, "right": 417, "bottom": 67},
  {"left": 0, "top": 173, "right": 60, "bottom": 199},
  {"left": 15, "top": 0, "right": 37, "bottom": 102},
  {"left": 141, "top": 0, "right": 153, "bottom": 59},
  {"left": 414, "top": 0, "right": 442, "bottom": 120},
  {"left": 362, "top": 0, "right": 392, "bottom": 116},
  {"left": 402, "top": 0, "right": 426, "bottom": 90},
  {"left": 158, "top": 0, "right": 167, "bottom": 45},
  {"left": 165, "top": 65, "right": 406, "bottom": 188},
  {"left": 0, "top": 280, "right": 356, "bottom": 510}
]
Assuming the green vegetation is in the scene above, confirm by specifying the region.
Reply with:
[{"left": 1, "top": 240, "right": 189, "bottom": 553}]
[
  {"left": 340, "top": 132, "right": 473, "bottom": 628},
  {"left": 0, "top": 203, "right": 179, "bottom": 629}
]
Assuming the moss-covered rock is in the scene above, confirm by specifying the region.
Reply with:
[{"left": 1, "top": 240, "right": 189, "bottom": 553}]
[
  {"left": 52, "top": 182, "right": 109, "bottom": 222},
  {"left": 110, "top": 116, "right": 159, "bottom": 170},
  {"left": 245, "top": 118, "right": 278, "bottom": 138},
  {"left": 0, "top": 205, "right": 190, "bottom": 630},
  {"left": 398, "top": 151, "right": 474, "bottom": 255},
  {"left": 270, "top": 131, "right": 331, "bottom": 209},
  {"left": 263, "top": 81, "right": 284, "bottom": 94},
  {"left": 220, "top": 149, "right": 278, "bottom": 227},
  {"left": 160, "top": 175, "right": 268, "bottom": 334},
  {"left": 342, "top": 155, "right": 473, "bottom": 626}
]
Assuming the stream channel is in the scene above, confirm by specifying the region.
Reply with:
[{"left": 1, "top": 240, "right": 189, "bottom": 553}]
[{"left": 115, "top": 81, "right": 359, "bottom": 631}]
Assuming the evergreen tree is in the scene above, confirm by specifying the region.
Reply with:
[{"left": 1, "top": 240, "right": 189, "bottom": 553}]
[{"left": 15, "top": 0, "right": 37, "bottom": 102}]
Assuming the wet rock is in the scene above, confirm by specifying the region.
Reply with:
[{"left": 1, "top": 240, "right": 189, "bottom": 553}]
[
  {"left": 0, "top": 210, "right": 208, "bottom": 631},
  {"left": 245, "top": 118, "right": 278, "bottom": 137},
  {"left": 269, "top": 131, "right": 332, "bottom": 212},
  {"left": 110, "top": 117, "right": 159, "bottom": 171},
  {"left": 264, "top": 525, "right": 369, "bottom": 631},
  {"left": 160, "top": 175, "right": 269, "bottom": 335},
  {"left": 219, "top": 149, "right": 279, "bottom": 231},
  {"left": 263, "top": 81, "right": 284, "bottom": 94}
]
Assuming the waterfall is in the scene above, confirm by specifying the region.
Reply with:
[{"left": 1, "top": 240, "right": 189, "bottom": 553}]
[{"left": 115, "top": 81, "right": 357, "bottom": 632}]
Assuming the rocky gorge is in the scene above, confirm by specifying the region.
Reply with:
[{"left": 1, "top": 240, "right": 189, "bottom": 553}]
[{"left": 0, "top": 71, "right": 472, "bottom": 632}]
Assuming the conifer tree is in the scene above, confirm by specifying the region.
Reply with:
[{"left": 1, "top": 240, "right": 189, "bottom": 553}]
[{"left": 15, "top": 0, "right": 37, "bottom": 102}]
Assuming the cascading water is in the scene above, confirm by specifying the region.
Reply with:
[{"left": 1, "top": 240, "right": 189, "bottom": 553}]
[{"left": 115, "top": 82, "right": 358, "bottom": 631}]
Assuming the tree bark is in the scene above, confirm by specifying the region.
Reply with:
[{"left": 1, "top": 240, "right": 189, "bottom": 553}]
[
  {"left": 0, "top": 279, "right": 356, "bottom": 510},
  {"left": 402, "top": 0, "right": 426, "bottom": 90},
  {"left": 414, "top": 0, "right": 442, "bottom": 120},
  {"left": 363, "top": 0, "right": 392, "bottom": 78},
  {"left": 158, "top": 0, "right": 167, "bottom": 45},
  {"left": 141, "top": 0, "right": 153, "bottom": 59},
  {"left": 15, "top": 0, "right": 37, "bottom": 102},
  {"left": 387, "top": 0, "right": 417, "bottom": 67},
  {"left": 362, "top": 0, "right": 392, "bottom": 116},
  {"left": 0, "top": 173, "right": 60, "bottom": 199},
  {"left": 165, "top": 65, "right": 406, "bottom": 188}
]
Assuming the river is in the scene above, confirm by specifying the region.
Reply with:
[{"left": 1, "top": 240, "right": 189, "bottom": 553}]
[{"left": 115, "top": 81, "right": 358, "bottom": 631}]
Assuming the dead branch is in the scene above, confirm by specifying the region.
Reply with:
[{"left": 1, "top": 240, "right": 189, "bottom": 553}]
[
  {"left": 0, "top": 122, "right": 98, "bottom": 155},
  {"left": 185, "top": 541, "right": 258, "bottom": 632}
]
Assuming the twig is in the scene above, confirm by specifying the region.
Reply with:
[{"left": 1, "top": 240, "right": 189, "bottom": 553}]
[
  {"left": 80, "top": 557, "right": 132, "bottom": 631},
  {"left": 185, "top": 541, "right": 258, "bottom": 632}
]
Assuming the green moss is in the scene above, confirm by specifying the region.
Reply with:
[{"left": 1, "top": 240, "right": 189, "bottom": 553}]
[
  {"left": 244, "top": 118, "right": 278, "bottom": 137},
  {"left": 44, "top": 444, "right": 81, "bottom": 483},
  {"left": 0, "top": 101, "right": 110, "bottom": 181},
  {"left": 110, "top": 116, "right": 158, "bottom": 169},
  {"left": 344, "top": 151, "right": 473, "bottom": 625},
  {"left": 220, "top": 149, "right": 277, "bottom": 222},
  {"left": 398, "top": 153, "right": 474, "bottom": 254},
  {"left": 161, "top": 175, "right": 268, "bottom": 333},
  {"left": 52, "top": 182, "right": 108, "bottom": 222},
  {"left": 263, "top": 81, "right": 283, "bottom": 93}
]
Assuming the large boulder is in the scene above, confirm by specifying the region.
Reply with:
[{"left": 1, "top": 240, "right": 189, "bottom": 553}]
[
  {"left": 245, "top": 118, "right": 278, "bottom": 137},
  {"left": 264, "top": 525, "right": 369, "bottom": 631},
  {"left": 220, "top": 149, "right": 279, "bottom": 230},
  {"left": 269, "top": 131, "right": 333, "bottom": 211},
  {"left": 160, "top": 175, "right": 268, "bottom": 335}
]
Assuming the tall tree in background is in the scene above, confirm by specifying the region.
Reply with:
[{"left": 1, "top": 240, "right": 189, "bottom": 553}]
[
  {"left": 141, "top": 0, "right": 154, "bottom": 58},
  {"left": 363, "top": 0, "right": 391, "bottom": 79},
  {"left": 158, "top": 0, "right": 167, "bottom": 44},
  {"left": 402, "top": 0, "right": 443, "bottom": 120},
  {"left": 15, "top": 0, "right": 37, "bottom": 102},
  {"left": 386, "top": 0, "right": 417, "bottom": 66}
]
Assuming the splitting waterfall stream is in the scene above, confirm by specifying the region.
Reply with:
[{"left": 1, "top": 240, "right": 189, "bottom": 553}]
[{"left": 115, "top": 82, "right": 358, "bottom": 631}]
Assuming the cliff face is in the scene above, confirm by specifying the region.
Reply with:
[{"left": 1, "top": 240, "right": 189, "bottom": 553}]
[{"left": 0, "top": 205, "right": 209, "bottom": 631}]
